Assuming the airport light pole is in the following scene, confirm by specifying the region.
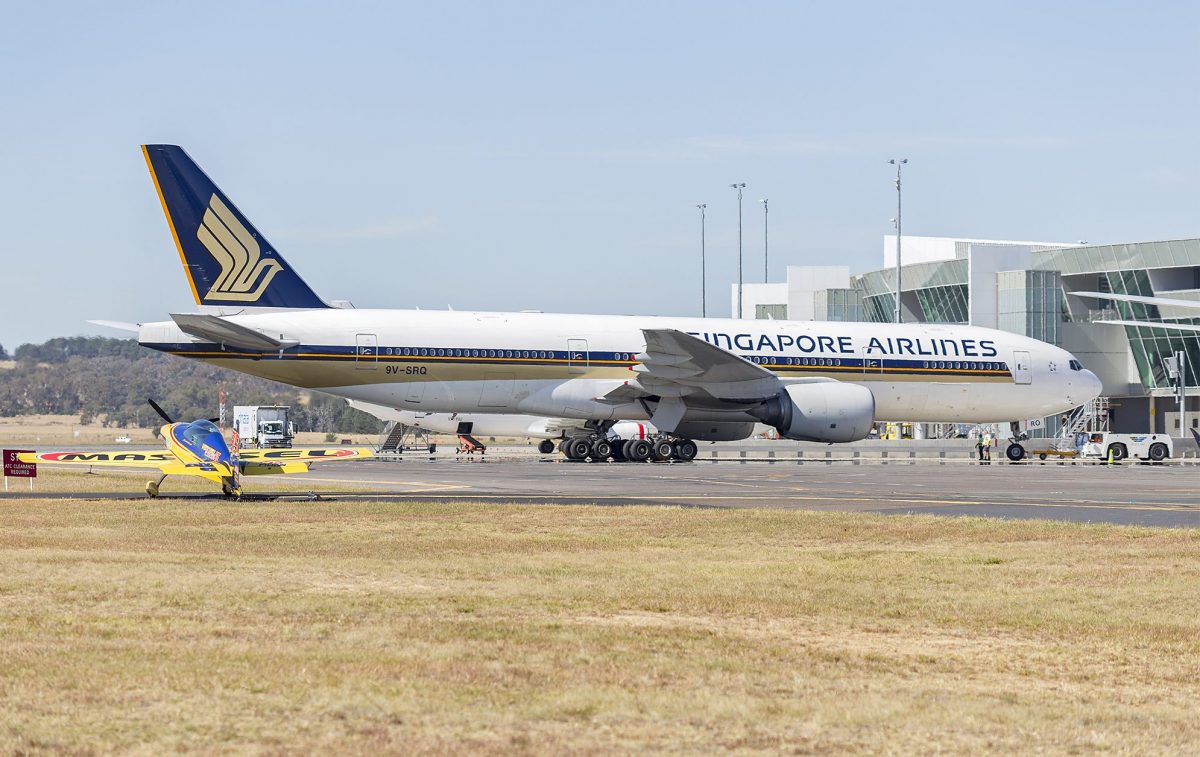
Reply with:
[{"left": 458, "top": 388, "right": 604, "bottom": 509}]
[
  {"left": 888, "top": 159, "right": 907, "bottom": 324},
  {"left": 697, "top": 204, "right": 707, "bottom": 317},
  {"left": 731, "top": 183, "right": 746, "bottom": 318},
  {"left": 759, "top": 198, "right": 769, "bottom": 282},
  {"left": 1178, "top": 349, "right": 1187, "bottom": 436}
]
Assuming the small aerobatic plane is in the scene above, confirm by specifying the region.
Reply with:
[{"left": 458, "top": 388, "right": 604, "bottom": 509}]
[{"left": 21, "top": 400, "right": 372, "bottom": 497}]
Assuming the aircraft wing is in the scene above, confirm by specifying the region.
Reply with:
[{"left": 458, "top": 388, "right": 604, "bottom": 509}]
[
  {"left": 237, "top": 448, "right": 374, "bottom": 463},
  {"left": 240, "top": 462, "right": 311, "bottom": 476},
  {"left": 22, "top": 451, "right": 176, "bottom": 468},
  {"left": 603, "top": 328, "right": 782, "bottom": 404}
]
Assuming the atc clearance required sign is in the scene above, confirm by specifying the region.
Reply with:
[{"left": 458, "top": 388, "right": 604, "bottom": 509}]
[{"left": 3, "top": 449, "right": 36, "bottom": 478}]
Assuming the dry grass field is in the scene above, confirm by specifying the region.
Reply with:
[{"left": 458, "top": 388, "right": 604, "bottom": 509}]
[{"left": 1, "top": 493, "right": 1198, "bottom": 753}]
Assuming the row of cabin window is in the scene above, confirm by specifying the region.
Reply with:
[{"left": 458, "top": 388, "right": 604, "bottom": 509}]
[
  {"left": 378, "top": 348, "right": 638, "bottom": 360},
  {"left": 743, "top": 356, "right": 1005, "bottom": 371}
]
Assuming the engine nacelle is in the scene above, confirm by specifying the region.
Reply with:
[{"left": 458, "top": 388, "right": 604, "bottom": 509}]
[{"left": 751, "top": 382, "right": 875, "bottom": 443}]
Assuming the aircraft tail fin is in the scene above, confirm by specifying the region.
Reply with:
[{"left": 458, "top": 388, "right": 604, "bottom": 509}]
[
  {"left": 141, "top": 145, "right": 328, "bottom": 309},
  {"left": 1192, "top": 428, "right": 1200, "bottom": 446}
]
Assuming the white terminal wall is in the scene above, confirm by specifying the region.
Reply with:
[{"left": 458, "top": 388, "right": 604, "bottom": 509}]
[
  {"left": 882, "top": 235, "right": 1069, "bottom": 268},
  {"left": 733, "top": 265, "right": 852, "bottom": 320},
  {"left": 734, "top": 282, "right": 789, "bottom": 319},
  {"left": 967, "top": 244, "right": 1035, "bottom": 329}
]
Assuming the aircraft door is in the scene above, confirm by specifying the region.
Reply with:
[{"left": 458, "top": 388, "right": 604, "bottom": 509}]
[
  {"left": 1013, "top": 350, "right": 1032, "bottom": 384},
  {"left": 356, "top": 333, "right": 378, "bottom": 369},
  {"left": 567, "top": 338, "right": 589, "bottom": 374},
  {"left": 861, "top": 348, "right": 884, "bottom": 377}
]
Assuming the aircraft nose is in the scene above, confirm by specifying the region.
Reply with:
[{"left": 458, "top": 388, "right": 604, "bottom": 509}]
[{"left": 1080, "top": 369, "right": 1102, "bottom": 401}]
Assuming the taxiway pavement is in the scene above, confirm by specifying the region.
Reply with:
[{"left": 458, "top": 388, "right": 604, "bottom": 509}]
[{"left": 14, "top": 457, "right": 1195, "bottom": 528}]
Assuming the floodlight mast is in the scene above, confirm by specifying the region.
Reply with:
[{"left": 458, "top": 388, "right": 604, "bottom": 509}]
[
  {"left": 888, "top": 159, "right": 908, "bottom": 323},
  {"left": 731, "top": 183, "right": 746, "bottom": 318},
  {"left": 759, "top": 198, "right": 769, "bottom": 283},
  {"left": 696, "top": 203, "right": 707, "bottom": 317}
]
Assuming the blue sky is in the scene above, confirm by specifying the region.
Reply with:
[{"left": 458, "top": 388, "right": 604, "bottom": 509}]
[{"left": 1, "top": 0, "right": 1197, "bottom": 348}]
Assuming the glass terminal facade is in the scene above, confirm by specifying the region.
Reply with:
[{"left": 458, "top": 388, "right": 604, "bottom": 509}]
[{"left": 780, "top": 237, "right": 1200, "bottom": 433}]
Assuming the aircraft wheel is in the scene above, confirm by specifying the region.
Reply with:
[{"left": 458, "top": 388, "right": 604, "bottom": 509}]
[
  {"left": 1148, "top": 443, "right": 1168, "bottom": 462},
  {"left": 626, "top": 439, "right": 652, "bottom": 462},
  {"left": 222, "top": 483, "right": 234, "bottom": 497},
  {"left": 565, "top": 437, "right": 592, "bottom": 461},
  {"left": 1039, "top": 453, "right": 1048, "bottom": 461},
  {"left": 650, "top": 439, "right": 674, "bottom": 461},
  {"left": 538, "top": 439, "right": 555, "bottom": 454},
  {"left": 561, "top": 438, "right": 579, "bottom": 460},
  {"left": 145, "top": 481, "right": 159, "bottom": 498},
  {"left": 1005, "top": 443, "right": 1025, "bottom": 462},
  {"left": 592, "top": 439, "right": 613, "bottom": 460},
  {"left": 673, "top": 439, "right": 698, "bottom": 462}
]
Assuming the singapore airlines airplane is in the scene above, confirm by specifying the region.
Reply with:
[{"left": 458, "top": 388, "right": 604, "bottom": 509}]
[{"left": 126, "top": 145, "right": 1102, "bottom": 462}]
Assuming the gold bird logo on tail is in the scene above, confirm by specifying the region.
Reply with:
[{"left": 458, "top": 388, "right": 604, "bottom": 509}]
[{"left": 196, "top": 194, "right": 283, "bottom": 301}]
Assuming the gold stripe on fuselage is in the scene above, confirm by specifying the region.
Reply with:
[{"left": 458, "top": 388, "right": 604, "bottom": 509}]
[{"left": 168, "top": 351, "right": 1013, "bottom": 389}]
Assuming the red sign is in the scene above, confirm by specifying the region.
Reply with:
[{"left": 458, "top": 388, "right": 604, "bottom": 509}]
[{"left": 3, "top": 449, "right": 36, "bottom": 478}]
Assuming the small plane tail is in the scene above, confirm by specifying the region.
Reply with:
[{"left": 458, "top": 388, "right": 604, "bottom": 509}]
[
  {"left": 1192, "top": 427, "right": 1200, "bottom": 447},
  {"left": 141, "top": 145, "right": 328, "bottom": 309}
]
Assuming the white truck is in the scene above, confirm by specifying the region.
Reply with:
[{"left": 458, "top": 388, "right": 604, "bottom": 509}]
[
  {"left": 1079, "top": 432, "right": 1173, "bottom": 462},
  {"left": 233, "top": 405, "right": 295, "bottom": 449}
]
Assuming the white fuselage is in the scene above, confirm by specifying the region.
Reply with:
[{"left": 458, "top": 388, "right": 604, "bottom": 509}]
[{"left": 139, "top": 309, "right": 1102, "bottom": 434}]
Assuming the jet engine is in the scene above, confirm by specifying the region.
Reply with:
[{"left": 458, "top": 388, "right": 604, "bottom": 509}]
[{"left": 751, "top": 382, "right": 875, "bottom": 443}]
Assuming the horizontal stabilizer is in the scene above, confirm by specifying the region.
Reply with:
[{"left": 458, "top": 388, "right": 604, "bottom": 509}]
[
  {"left": 88, "top": 320, "right": 141, "bottom": 332},
  {"left": 171, "top": 313, "right": 299, "bottom": 352}
]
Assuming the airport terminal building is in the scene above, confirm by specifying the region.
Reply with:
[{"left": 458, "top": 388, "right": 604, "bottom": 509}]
[{"left": 736, "top": 236, "right": 1200, "bottom": 436}]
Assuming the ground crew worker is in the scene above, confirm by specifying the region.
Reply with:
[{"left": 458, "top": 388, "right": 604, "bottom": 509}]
[{"left": 982, "top": 430, "right": 993, "bottom": 464}]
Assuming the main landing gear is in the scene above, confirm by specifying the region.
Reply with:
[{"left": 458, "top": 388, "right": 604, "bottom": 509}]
[{"left": 557, "top": 434, "right": 699, "bottom": 463}]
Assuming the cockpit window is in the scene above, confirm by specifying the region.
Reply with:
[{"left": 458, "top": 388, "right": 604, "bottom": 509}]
[
  {"left": 1069, "top": 359, "right": 1083, "bottom": 371},
  {"left": 183, "top": 420, "right": 221, "bottom": 446}
]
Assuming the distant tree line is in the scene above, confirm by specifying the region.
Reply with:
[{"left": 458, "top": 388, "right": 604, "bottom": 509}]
[{"left": 0, "top": 336, "right": 383, "bottom": 434}]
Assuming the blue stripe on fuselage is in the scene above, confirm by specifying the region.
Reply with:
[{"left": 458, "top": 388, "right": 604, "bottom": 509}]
[{"left": 142, "top": 341, "right": 1015, "bottom": 378}]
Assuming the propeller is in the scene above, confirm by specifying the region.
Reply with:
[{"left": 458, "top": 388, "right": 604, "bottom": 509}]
[
  {"left": 149, "top": 399, "right": 221, "bottom": 426},
  {"left": 148, "top": 399, "right": 173, "bottom": 424}
]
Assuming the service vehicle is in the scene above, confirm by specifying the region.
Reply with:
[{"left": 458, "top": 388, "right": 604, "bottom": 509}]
[
  {"left": 233, "top": 405, "right": 294, "bottom": 448},
  {"left": 1079, "top": 432, "right": 1173, "bottom": 462}
]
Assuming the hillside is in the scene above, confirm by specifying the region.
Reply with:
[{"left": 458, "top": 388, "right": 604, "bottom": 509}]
[{"left": 0, "top": 337, "right": 382, "bottom": 434}]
